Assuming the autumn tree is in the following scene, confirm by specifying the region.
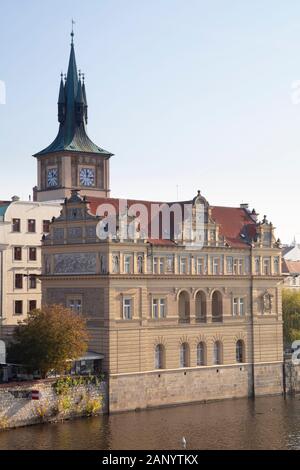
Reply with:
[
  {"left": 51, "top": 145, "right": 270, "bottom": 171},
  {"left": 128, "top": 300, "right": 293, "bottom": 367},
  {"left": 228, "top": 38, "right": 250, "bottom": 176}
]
[
  {"left": 282, "top": 289, "right": 300, "bottom": 345},
  {"left": 8, "top": 304, "right": 89, "bottom": 378}
]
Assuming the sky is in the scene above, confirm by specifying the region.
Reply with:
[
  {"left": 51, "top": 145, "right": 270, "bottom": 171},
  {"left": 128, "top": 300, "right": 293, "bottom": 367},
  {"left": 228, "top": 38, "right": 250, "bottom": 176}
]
[{"left": 0, "top": 0, "right": 300, "bottom": 243}]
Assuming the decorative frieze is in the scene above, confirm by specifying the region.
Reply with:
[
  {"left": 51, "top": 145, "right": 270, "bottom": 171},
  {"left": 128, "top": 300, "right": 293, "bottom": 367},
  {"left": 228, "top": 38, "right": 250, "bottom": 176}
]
[{"left": 53, "top": 252, "right": 97, "bottom": 274}]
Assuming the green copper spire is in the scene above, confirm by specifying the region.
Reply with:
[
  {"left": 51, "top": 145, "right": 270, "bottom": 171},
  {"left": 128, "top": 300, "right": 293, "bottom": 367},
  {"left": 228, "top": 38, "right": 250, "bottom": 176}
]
[{"left": 34, "top": 30, "right": 113, "bottom": 157}]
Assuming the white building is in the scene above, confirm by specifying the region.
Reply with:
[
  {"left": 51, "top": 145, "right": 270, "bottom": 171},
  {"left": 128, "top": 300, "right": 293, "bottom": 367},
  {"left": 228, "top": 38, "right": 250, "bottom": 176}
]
[
  {"left": 0, "top": 198, "right": 61, "bottom": 332},
  {"left": 283, "top": 244, "right": 300, "bottom": 262}
]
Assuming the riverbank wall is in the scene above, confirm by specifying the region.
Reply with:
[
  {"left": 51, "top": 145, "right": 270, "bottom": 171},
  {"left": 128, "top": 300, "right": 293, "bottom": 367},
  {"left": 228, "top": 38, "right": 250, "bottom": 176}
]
[
  {"left": 2, "top": 361, "right": 300, "bottom": 429},
  {"left": 109, "top": 362, "right": 284, "bottom": 413},
  {"left": 0, "top": 377, "right": 107, "bottom": 430}
]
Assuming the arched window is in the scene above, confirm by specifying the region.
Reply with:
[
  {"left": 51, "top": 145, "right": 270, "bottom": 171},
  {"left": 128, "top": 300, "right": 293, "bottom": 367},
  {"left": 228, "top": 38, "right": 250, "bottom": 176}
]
[
  {"left": 180, "top": 343, "right": 190, "bottom": 368},
  {"left": 197, "top": 342, "right": 206, "bottom": 366},
  {"left": 178, "top": 291, "right": 190, "bottom": 323},
  {"left": 236, "top": 340, "right": 245, "bottom": 363},
  {"left": 195, "top": 291, "right": 206, "bottom": 323},
  {"left": 213, "top": 341, "right": 222, "bottom": 365},
  {"left": 155, "top": 344, "right": 165, "bottom": 369},
  {"left": 212, "top": 291, "right": 223, "bottom": 322}
]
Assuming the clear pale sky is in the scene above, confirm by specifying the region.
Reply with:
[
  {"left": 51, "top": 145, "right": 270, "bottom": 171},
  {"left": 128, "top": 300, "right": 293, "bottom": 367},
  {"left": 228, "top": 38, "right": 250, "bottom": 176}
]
[{"left": 1, "top": 0, "right": 300, "bottom": 243}]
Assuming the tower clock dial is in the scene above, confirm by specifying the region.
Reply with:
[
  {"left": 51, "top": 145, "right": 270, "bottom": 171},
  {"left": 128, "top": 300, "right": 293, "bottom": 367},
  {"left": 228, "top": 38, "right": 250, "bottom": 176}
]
[
  {"left": 79, "top": 167, "right": 95, "bottom": 187},
  {"left": 47, "top": 168, "right": 58, "bottom": 187}
]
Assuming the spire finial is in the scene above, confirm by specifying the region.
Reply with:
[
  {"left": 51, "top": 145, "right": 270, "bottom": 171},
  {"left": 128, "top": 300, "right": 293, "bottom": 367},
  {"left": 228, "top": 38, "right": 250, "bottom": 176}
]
[
  {"left": 71, "top": 19, "right": 75, "bottom": 44},
  {"left": 82, "top": 72, "right": 85, "bottom": 82},
  {"left": 78, "top": 69, "right": 82, "bottom": 80}
]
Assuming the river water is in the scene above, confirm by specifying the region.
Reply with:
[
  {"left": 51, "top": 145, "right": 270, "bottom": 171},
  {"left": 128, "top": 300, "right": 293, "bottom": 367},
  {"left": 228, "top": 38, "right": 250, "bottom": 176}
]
[{"left": 1, "top": 396, "right": 300, "bottom": 450}]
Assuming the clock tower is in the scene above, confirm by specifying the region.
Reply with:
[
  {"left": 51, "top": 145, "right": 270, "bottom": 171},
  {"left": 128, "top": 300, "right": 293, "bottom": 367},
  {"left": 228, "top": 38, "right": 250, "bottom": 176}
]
[{"left": 33, "top": 30, "right": 113, "bottom": 202}]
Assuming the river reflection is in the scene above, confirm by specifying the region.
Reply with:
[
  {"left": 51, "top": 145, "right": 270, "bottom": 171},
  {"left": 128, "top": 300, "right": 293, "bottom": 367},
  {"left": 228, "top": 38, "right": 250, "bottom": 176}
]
[{"left": 1, "top": 396, "right": 300, "bottom": 450}]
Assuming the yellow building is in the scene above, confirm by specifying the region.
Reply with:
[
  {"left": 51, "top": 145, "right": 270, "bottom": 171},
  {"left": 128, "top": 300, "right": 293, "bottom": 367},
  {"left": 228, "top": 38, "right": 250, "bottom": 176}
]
[
  {"left": 38, "top": 34, "right": 284, "bottom": 412},
  {"left": 0, "top": 198, "right": 61, "bottom": 331}
]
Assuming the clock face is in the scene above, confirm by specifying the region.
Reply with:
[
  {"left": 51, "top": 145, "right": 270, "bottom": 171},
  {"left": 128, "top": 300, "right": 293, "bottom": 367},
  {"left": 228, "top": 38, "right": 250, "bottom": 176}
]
[
  {"left": 79, "top": 168, "right": 95, "bottom": 187},
  {"left": 47, "top": 168, "right": 58, "bottom": 187}
]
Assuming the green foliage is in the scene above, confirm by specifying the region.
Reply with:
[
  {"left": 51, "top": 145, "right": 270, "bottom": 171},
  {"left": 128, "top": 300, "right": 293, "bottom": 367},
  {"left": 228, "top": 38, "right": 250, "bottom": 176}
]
[
  {"left": 35, "top": 404, "right": 49, "bottom": 420},
  {"left": 85, "top": 397, "right": 103, "bottom": 416},
  {"left": 58, "top": 395, "right": 72, "bottom": 414},
  {"left": 282, "top": 289, "right": 300, "bottom": 345},
  {"left": 0, "top": 415, "right": 9, "bottom": 430},
  {"left": 7, "top": 304, "right": 89, "bottom": 378},
  {"left": 53, "top": 374, "right": 104, "bottom": 395}
]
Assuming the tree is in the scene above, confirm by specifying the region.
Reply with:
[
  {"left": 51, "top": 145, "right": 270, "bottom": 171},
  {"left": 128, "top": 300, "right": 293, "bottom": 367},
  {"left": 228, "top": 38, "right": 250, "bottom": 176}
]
[
  {"left": 8, "top": 304, "right": 89, "bottom": 378},
  {"left": 282, "top": 289, "right": 300, "bottom": 346}
]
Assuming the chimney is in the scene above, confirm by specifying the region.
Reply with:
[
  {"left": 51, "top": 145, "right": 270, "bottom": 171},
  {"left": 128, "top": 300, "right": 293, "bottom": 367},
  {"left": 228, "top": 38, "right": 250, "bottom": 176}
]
[
  {"left": 240, "top": 203, "right": 249, "bottom": 210},
  {"left": 11, "top": 195, "right": 20, "bottom": 202}
]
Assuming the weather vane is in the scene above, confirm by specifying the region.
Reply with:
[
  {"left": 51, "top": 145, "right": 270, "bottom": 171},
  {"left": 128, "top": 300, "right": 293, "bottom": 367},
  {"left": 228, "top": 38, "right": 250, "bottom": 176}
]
[{"left": 71, "top": 19, "right": 75, "bottom": 43}]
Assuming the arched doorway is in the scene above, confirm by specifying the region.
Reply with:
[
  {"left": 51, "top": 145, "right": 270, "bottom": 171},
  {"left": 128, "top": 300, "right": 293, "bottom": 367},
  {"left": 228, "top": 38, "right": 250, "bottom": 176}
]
[
  {"left": 212, "top": 291, "right": 223, "bottom": 322},
  {"left": 178, "top": 291, "right": 190, "bottom": 323},
  {"left": 195, "top": 291, "right": 206, "bottom": 323}
]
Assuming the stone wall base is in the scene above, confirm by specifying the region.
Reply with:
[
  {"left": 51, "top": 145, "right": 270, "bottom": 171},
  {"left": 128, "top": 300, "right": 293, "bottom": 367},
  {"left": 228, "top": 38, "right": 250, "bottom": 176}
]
[{"left": 109, "top": 362, "right": 283, "bottom": 413}]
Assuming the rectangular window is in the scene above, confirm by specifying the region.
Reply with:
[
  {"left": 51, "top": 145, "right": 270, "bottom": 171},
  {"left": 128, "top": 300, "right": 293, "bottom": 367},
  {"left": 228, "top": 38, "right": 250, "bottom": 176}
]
[
  {"left": 14, "top": 300, "right": 23, "bottom": 315},
  {"left": 29, "top": 300, "right": 37, "bottom": 312},
  {"left": 197, "top": 258, "right": 204, "bottom": 275},
  {"left": 213, "top": 258, "right": 220, "bottom": 275},
  {"left": 28, "top": 219, "right": 36, "bottom": 233},
  {"left": 15, "top": 274, "right": 23, "bottom": 289},
  {"left": 263, "top": 258, "right": 270, "bottom": 275},
  {"left": 124, "top": 255, "right": 132, "bottom": 274},
  {"left": 153, "top": 257, "right": 159, "bottom": 274},
  {"left": 29, "top": 275, "right": 37, "bottom": 289},
  {"left": 255, "top": 257, "right": 260, "bottom": 275},
  {"left": 14, "top": 247, "right": 22, "bottom": 261},
  {"left": 233, "top": 297, "right": 245, "bottom": 316},
  {"left": 233, "top": 298, "right": 239, "bottom": 316},
  {"left": 12, "top": 218, "right": 20, "bottom": 232},
  {"left": 274, "top": 257, "right": 280, "bottom": 275},
  {"left": 233, "top": 259, "right": 238, "bottom": 275},
  {"left": 180, "top": 257, "right": 187, "bottom": 274},
  {"left": 159, "top": 258, "right": 164, "bottom": 274},
  {"left": 67, "top": 298, "right": 82, "bottom": 314},
  {"left": 123, "top": 298, "right": 132, "bottom": 320},
  {"left": 152, "top": 299, "right": 159, "bottom": 319},
  {"left": 210, "top": 230, "right": 216, "bottom": 243},
  {"left": 152, "top": 298, "right": 166, "bottom": 319},
  {"left": 29, "top": 247, "right": 37, "bottom": 261},
  {"left": 227, "top": 257, "right": 233, "bottom": 274},
  {"left": 43, "top": 220, "right": 50, "bottom": 233},
  {"left": 160, "top": 299, "right": 166, "bottom": 318},
  {"left": 239, "top": 298, "right": 245, "bottom": 316},
  {"left": 238, "top": 259, "right": 243, "bottom": 275}
]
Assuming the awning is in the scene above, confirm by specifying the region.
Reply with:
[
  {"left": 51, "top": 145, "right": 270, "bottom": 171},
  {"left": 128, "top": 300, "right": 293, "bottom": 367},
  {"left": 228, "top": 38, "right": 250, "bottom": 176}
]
[{"left": 74, "top": 351, "right": 104, "bottom": 361}]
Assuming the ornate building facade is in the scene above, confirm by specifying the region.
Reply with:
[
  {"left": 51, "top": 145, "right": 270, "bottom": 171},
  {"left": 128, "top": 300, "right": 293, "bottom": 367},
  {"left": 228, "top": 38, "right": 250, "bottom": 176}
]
[{"left": 39, "top": 34, "right": 284, "bottom": 412}]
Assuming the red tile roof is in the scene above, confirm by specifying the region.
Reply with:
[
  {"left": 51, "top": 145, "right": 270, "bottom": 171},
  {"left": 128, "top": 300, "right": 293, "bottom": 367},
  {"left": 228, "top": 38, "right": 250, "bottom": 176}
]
[
  {"left": 86, "top": 197, "right": 256, "bottom": 249},
  {"left": 211, "top": 206, "right": 257, "bottom": 248},
  {"left": 282, "top": 259, "right": 300, "bottom": 274}
]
